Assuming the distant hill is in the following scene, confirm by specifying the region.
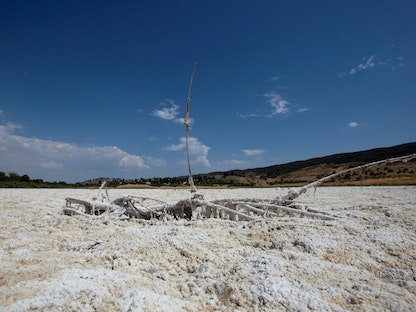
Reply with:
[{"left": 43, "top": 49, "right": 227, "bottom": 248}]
[
  {"left": 80, "top": 142, "right": 416, "bottom": 187},
  {"left": 194, "top": 142, "right": 416, "bottom": 186}
]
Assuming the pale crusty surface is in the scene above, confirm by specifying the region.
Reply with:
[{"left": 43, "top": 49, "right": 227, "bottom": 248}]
[{"left": 1, "top": 186, "right": 415, "bottom": 311}]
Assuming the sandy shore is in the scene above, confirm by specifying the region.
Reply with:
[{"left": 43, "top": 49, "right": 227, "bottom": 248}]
[{"left": 1, "top": 186, "right": 415, "bottom": 311}]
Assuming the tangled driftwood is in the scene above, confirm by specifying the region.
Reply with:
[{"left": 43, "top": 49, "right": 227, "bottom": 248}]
[
  {"left": 63, "top": 153, "right": 416, "bottom": 222},
  {"left": 63, "top": 65, "right": 416, "bottom": 222}
]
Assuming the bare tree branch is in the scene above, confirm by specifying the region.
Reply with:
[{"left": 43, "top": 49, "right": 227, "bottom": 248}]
[{"left": 185, "top": 63, "right": 198, "bottom": 193}]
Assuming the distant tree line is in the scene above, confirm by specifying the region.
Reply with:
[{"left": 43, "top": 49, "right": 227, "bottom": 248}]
[
  {"left": 0, "top": 171, "right": 75, "bottom": 188},
  {"left": 0, "top": 171, "right": 258, "bottom": 189},
  {"left": 80, "top": 175, "right": 258, "bottom": 188}
]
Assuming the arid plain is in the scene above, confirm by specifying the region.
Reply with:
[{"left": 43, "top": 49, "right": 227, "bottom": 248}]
[{"left": 1, "top": 186, "right": 415, "bottom": 311}]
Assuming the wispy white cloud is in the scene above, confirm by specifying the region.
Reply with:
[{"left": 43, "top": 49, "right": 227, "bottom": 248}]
[
  {"left": 340, "top": 53, "right": 406, "bottom": 77},
  {"left": 349, "top": 55, "right": 376, "bottom": 75},
  {"left": 264, "top": 92, "right": 290, "bottom": 115},
  {"left": 164, "top": 136, "right": 210, "bottom": 167},
  {"left": 148, "top": 135, "right": 159, "bottom": 142},
  {"left": 151, "top": 99, "right": 193, "bottom": 125},
  {"left": 297, "top": 107, "right": 309, "bottom": 113},
  {"left": 338, "top": 55, "right": 376, "bottom": 77},
  {"left": 242, "top": 149, "right": 265, "bottom": 156},
  {"left": 0, "top": 121, "right": 23, "bottom": 133},
  {"left": 386, "top": 48, "right": 407, "bottom": 68},
  {"left": 151, "top": 99, "right": 179, "bottom": 120},
  {"left": 237, "top": 113, "right": 260, "bottom": 118},
  {"left": 348, "top": 121, "right": 359, "bottom": 128},
  {"left": 0, "top": 121, "right": 151, "bottom": 182},
  {"left": 392, "top": 56, "right": 406, "bottom": 70}
]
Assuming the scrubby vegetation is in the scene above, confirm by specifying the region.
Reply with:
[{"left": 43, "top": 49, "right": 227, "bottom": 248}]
[{"left": 0, "top": 171, "right": 76, "bottom": 188}]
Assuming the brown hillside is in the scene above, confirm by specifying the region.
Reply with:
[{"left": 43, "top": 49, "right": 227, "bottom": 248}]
[{"left": 196, "top": 142, "right": 416, "bottom": 186}]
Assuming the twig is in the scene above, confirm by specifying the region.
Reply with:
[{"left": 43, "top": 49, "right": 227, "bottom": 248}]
[
  {"left": 276, "top": 153, "right": 416, "bottom": 204},
  {"left": 185, "top": 63, "right": 198, "bottom": 193}
]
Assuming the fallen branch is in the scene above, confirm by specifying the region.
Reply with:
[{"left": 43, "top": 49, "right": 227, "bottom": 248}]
[
  {"left": 65, "top": 197, "right": 121, "bottom": 215},
  {"left": 62, "top": 64, "right": 415, "bottom": 223},
  {"left": 275, "top": 153, "right": 416, "bottom": 204}
]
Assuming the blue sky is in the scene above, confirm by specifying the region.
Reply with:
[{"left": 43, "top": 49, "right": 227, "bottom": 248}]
[{"left": 1, "top": 1, "right": 415, "bottom": 183}]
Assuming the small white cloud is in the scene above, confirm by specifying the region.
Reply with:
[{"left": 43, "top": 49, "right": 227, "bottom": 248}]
[
  {"left": 349, "top": 55, "right": 376, "bottom": 75},
  {"left": 348, "top": 121, "right": 359, "bottom": 128},
  {"left": 237, "top": 113, "right": 260, "bottom": 118},
  {"left": 264, "top": 92, "right": 290, "bottom": 115},
  {"left": 297, "top": 107, "right": 309, "bottom": 113},
  {"left": 151, "top": 99, "right": 179, "bottom": 120},
  {"left": 352, "top": 54, "right": 406, "bottom": 72},
  {"left": 360, "top": 55, "right": 375, "bottom": 68},
  {"left": 242, "top": 149, "right": 265, "bottom": 156},
  {"left": 148, "top": 136, "right": 159, "bottom": 142},
  {"left": 165, "top": 136, "right": 210, "bottom": 167},
  {"left": 151, "top": 99, "right": 192, "bottom": 125}
]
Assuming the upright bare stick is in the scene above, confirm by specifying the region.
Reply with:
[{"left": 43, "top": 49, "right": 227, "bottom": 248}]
[{"left": 185, "top": 63, "right": 198, "bottom": 193}]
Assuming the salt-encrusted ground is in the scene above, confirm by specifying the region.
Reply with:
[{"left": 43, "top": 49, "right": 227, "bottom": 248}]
[{"left": 1, "top": 186, "right": 415, "bottom": 311}]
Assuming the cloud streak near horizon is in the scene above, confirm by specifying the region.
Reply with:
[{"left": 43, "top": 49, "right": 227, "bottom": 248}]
[
  {"left": 243, "top": 149, "right": 265, "bottom": 156},
  {"left": 0, "top": 121, "right": 153, "bottom": 182}
]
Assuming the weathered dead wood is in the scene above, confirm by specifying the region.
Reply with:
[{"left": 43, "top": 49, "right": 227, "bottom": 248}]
[
  {"left": 136, "top": 198, "right": 256, "bottom": 221},
  {"left": 185, "top": 63, "right": 198, "bottom": 193},
  {"left": 111, "top": 196, "right": 168, "bottom": 219},
  {"left": 63, "top": 207, "right": 88, "bottom": 217},
  {"left": 65, "top": 197, "right": 120, "bottom": 215},
  {"left": 92, "top": 181, "right": 111, "bottom": 202},
  {"left": 241, "top": 202, "right": 336, "bottom": 220},
  {"left": 275, "top": 153, "right": 416, "bottom": 204},
  {"left": 211, "top": 199, "right": 337, "bottom": 221},
  {"left": 63, "top": 153, "right": 415, "bottom": 221},
  {"left": 136, "top": 199, "right": 193, "bottom": 220},
  {"left": 61, "top": 63, "right": 415, "bottom": 223},
  {"left": 194, "top": 199, "right": 256, "bottom": 221}
]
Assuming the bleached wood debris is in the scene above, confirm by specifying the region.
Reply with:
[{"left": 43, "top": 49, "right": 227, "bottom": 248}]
[
  {"left": 274, "top": 153, "right": 416, "bottom": 205},
  {"left": 62, "top": 64, "right": 416, "bottom": 222},
  {"left": 62, "top": 153, "right": 415, "bottom": 222}
]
